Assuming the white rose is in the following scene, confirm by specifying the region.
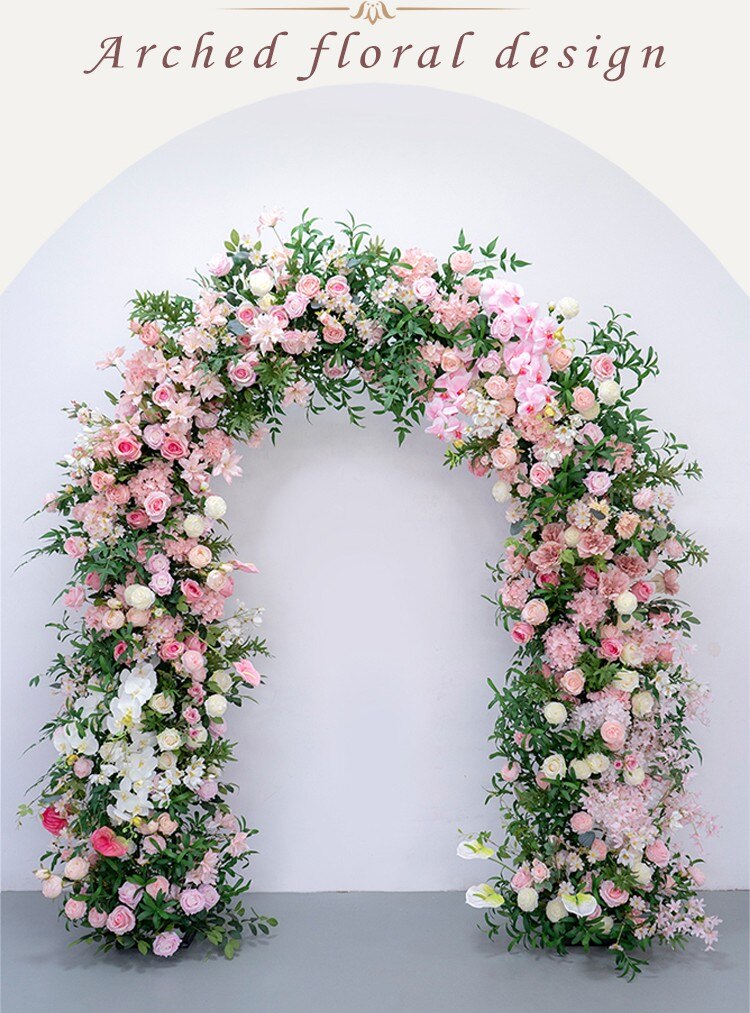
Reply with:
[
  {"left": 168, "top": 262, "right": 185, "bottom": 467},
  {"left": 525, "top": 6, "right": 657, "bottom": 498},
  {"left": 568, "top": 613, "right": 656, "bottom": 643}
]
[
  {"left": 149, "top": 693, "right": 174, "bottom": 715},
  {"left": 621, "top": 643, "right": 644, "bottom": 667},
  {"left": 598, "top": 380, "right": 620, "bottom": 406},
  {"left": 571, "top": 758, "right": 592, "bottom": 780},
  {"left": 517, "top": 887, "right": 539, "bottom": 912},
  {"left": 189, "top": 727, "right": 208, "bottom": 746},
  {"left": 156, "top": 728, "right": 182, "bottom": 752},
  {"left": 624, "top": 766, "right": 645, "bottom": 786},
  {"left": 613, "top": 669, "right": 639, "bottom": 693},
  {"left": 545, "top": 897, "right": 568, "bottom": 923},
  {"left": 63, "top": 857, "right": 90, "bottom": 881},
  {"left": 632, "top": 690, "right": 655, "bottom": 717},
  {"left": 158, "top": 751, "right": 178, "bottom": 771},
  {"left": 183, "top": 514, "right": 206, "bottom": 538},
  {"left": 580, "top": 403, "right": 600, "bottom": 421},
  {"left": 210, "top": 670, "right": 233, "bottom": 693},
  {"left": 205, "top": 694, "right": 228, "bottom": 719},
  {"left": 204, "top": 495, "right": 227, "bottom": 520},
  {"left": 492, "top": 479, "right": 511, "bottom": 504},
  {"left": 124, "top": 584, "right": 155, "bottom": 610},
  {"left": 249, "top": 268, "right": 274, "bottom": 297},
  {"left": 614, "top": 591, "right": 638, "bottom": 615},
  {"left": 563, "top": 526, "right": 581, "bottom": 548},
  {"left": 632, "top": 861, "right": 653, "bottom": 886},
  {"left": 585, "top": 752, "right": 610, "bottom": 775},
  {"left": 557, "top": 297, "right": 580, "bottom": 320},
  {"left": 206, "top": 568, "right": 229, "bottom": 592},
  {"left": 541, "top": 753, "right": 567, "bottom": 781},
  {"left": 188, "top": 545, "right": 213, "bottom": 569},
  {"left": 543, "top": 702, "right": 567, "bottom": 726}
]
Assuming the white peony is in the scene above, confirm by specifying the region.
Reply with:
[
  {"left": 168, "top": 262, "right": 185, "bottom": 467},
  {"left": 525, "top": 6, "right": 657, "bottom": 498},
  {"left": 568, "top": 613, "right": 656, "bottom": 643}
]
[
  {"left": 580, "top": 402, "right": 600, "bottom": 421},
  {"left": 492, "top": 479, "right": 511, "bottom": 504},
  {"left": 204, "top": 495, "right": 227, "bottom": 520},
  {"left": 205, "top": 694, "right": 228, "bottom": 719},
  {"left": 183, "top": 514, "right": 206, "bottom": 538},
  {"left": 632, "top": 690, "right": 655, "bottom": 717},
  {"left": 465, "top": 883, "right": 505, "bottom": 909},
  {"left": 124, "top": 584, "right": 155, "bottom": 610},
  {"left": 543, "top": 702, "right": 567, "bottom": 726},
  {"left": 541, "top": 753, "right": 567, "bottom": 780},
  {"left": 621, "top": 643, "right": 645, "bottom": 667},
  {"left": 517, "top": 887, "right": 539, "bottom": 912},
  {"left": 598, "top": 380, "right": 620, "bottom": 406},
  {"left": 556, "top": 297, "right": 580, "bottom": 319}
]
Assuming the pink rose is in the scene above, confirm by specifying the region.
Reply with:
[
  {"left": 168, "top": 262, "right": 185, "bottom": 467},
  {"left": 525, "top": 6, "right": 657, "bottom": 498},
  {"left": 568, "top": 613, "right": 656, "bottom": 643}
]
[
  {"left": 591, "top": 354, "right": 615, "bottom": 380},
  {"left": 144, "top": 491, "right": 170, "bottom": 523},
  {"left": 529, "top": 462, "right": 553, "bottom": 488},
  {"left": 85, "top": 571, "right": 102, "bottom": 591},
  {"left": 521, "top": 599, "right": 548, "bottom": 626},
  {"left": 106, "top": 904, "right": 137, "bottom": 935},
  {"left": 413, "top": 276, "right": 438, "bottom": 302},
  {"left": 64, "top": 898, "right": 87, "bottom": 920},
  {"left": 88, "top": 908, "right": 108, "bottom": 928},
  {"left": 322, "top": 320, "right": 346, "bottom": 344},
  {"left": 63, "top": 537, "right": 87, "bottom": 560},
  {"left": 599, "top": 880, "right": 629, "bottom": 908},
  {"left": 113, "top": 436, "right": 142, "bottom": 463},
  {"left": 63, "top": 587, "right": 85, "bottom": 610},
  {"left": 179, "top": 888, "right": 206, "bottom": 916},
  {"left": 91, "top": 471, "right": 115, "bottom": 492},
  {"left": 599, "top": 638, "right": 622, "bottom": 661},
  {"left": 234, "top": 658, "right": 261, "bottom": 686},
  {"left": 511, "top": 621, "right": 535, "bottom": 645},
  {"left": 90, "top": 826, "right": 128, "bottom": 858},
  {"left": 549, "top": 344, "right": 573, "bottom": 371},
  {"left": 584, "top": 471, "right": 612, "bottom": 497},
  {"left": 150, "top": 570, "right": 174, "bottom": 596},
  {"left": 590, "top": 838, "right": 608, "bottom": 861},
  {"left": 153, "top": 931, "right": 182, "bottom": 957},
  {"left": 181, "top": 649, "right": 206, "bottom": 676},
  {"left": 161, "top": 434, "right": 188, "bottom": 460},
  {"left": 440, "top": 349, "right": 462, "bottom": 373},
  {"left": 572, "top": 386, "right": 596, "bottom": 413},
  {"left": 485, "top": 375, "right": 509, "bottom": 400},
  {"left": 600, "top": 720, "right": 626, "bottom": 751},
  {"left": 491, "top": 446, "right": 517, "bottom": 470},
  {"left": 228, "top": 359, "right": 257, "bottom": 388},
  {"left": 500, "top": 762, "right": 520, "bottom": 782},
  {"left": 570, "top": 812, "right": 594, "bottom": 834},
  {"left": 510, "top": 866, "right": 533, "bottom": 891},
  {"left": 449, "top": 251, "right": 474, "bottom": 275},
  {"left": 560, "top": 668, "right": 585, "bottom": 695},
  {"left": 199, "top": 884, "right": 220, "bottom": 910},
  {"left": 126, "top": 510, "right": 150, "bottom": 530},
  {"left": 646, "top": 839, "right": 671, "bottom": 868},
  {"left": 326, "top": 274, "right": 350, "bottom": 299},
  {"left": 530, "top": 860, "right": 549, "bottom": 883},
  {"left": 297, "top": 274, "right": 321, "bottom": 298},
  {"left": 145, "top": 876, "right": 170, "bottom": 899},
  {"left": 181, "top": 579, "right": 204, "bottom": 604},
  {"left": 160, "top": 639, "right": 184, "bottom": 661},
  {"left": 197, "top": 780, "right": 219, "bottom": 801},
  {"left": 118, "top": 881, "right": 143, "bottom": 909},
  {"left": 284, "top": 291, "right": 309, "bottom": 319},
  {"left": 208, "top": 253, "right": 232, "bottom": 276},
  {"left": 73, "top": 757, "right": 93, "bottom": 778},
  {"left": 631, "top": 580, "right": 654, "bottom": 603}
]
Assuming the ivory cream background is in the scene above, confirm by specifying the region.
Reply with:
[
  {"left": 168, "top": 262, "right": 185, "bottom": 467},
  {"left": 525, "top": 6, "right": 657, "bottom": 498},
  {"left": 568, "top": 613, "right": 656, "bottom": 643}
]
[
  {"left": 1, "top": 87, "right": 747, "bottom": 892},
  {"left": 0, "top": 0, "right": 748, "bottom": 293}
]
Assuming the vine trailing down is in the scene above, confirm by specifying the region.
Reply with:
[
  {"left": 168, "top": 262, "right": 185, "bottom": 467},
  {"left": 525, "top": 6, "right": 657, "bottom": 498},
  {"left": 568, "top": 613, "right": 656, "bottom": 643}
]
[{"left": 24, "top": 211, "right": 718, "bottom": 975}]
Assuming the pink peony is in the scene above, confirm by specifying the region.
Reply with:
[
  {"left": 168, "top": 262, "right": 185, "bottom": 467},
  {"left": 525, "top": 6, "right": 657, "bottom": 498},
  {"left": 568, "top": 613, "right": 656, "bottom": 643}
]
[
  {"left": 64, "top": 898, "right": 87, "bottom": 920},
  {"left": 179, "top": 889, "right": 206, "bottom": 916}
]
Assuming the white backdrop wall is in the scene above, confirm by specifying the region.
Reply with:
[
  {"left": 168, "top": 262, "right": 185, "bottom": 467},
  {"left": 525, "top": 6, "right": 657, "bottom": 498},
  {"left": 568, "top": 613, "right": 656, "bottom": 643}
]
[{"left": 1, "top": 86, "right": 747, "bottom": 892}]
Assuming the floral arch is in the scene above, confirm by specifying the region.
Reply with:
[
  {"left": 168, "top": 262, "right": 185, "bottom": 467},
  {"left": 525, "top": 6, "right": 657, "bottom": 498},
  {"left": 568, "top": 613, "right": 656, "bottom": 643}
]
[{"left": 25, "top": 211, "right": 718, "bottom": 976}]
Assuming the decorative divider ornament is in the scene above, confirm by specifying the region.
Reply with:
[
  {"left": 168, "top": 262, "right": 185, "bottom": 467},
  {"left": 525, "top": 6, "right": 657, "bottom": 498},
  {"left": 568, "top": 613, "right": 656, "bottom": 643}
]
[{"left": 25, "top": 212, "right": 719, "bottom": 975}]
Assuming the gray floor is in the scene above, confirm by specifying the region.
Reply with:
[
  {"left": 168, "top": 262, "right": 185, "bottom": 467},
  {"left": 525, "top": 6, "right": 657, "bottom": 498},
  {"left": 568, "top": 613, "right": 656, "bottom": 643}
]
[{"left": 1, "top": 891, "right": 748, "bottom": 1012}]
